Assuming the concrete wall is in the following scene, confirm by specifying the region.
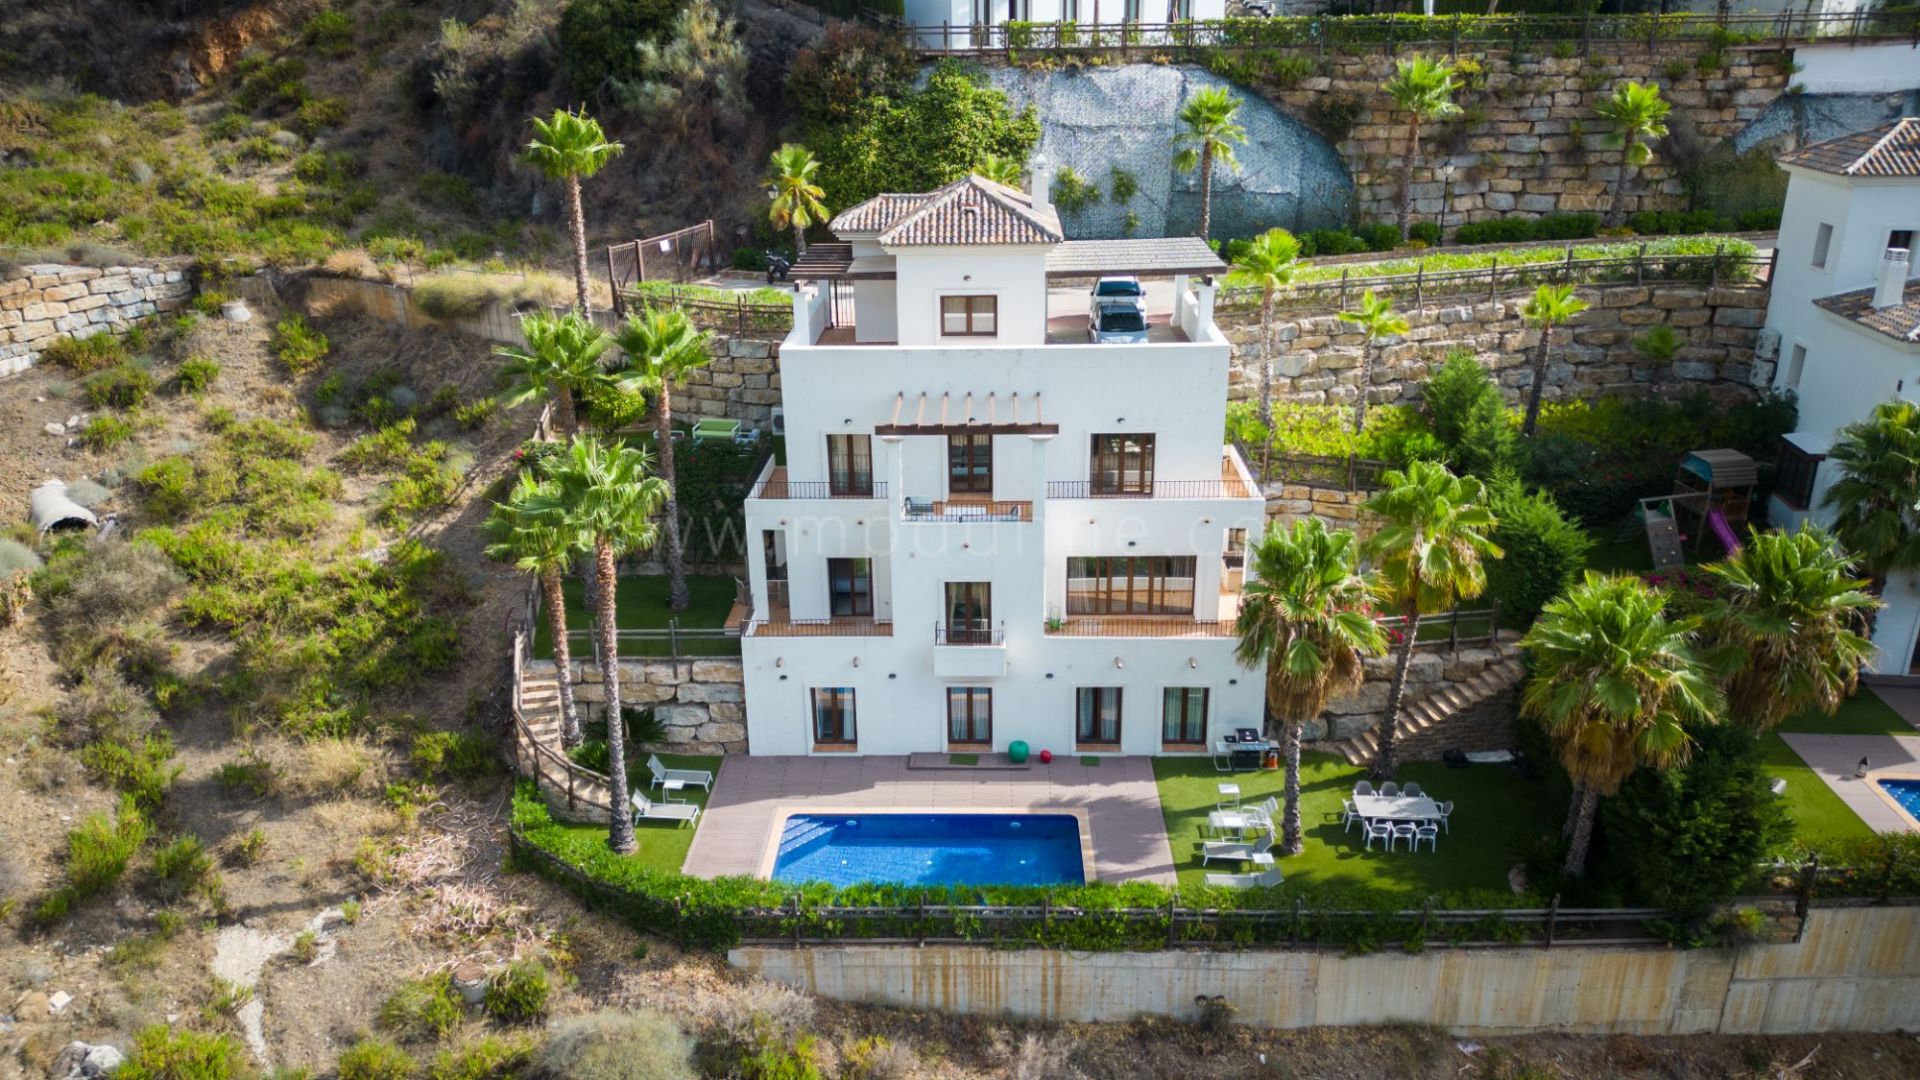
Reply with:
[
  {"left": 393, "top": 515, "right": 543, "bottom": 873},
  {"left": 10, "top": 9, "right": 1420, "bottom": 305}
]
[
  {"left": 732, "top": 904, "right": 1920, "bottom": 1035},
  {"left": 1793, "top": 40, "right": 1920, "bottom": 95},
  {"left": 0, "top": 262, "right": 193, "bottom": 376},
  {"left": 1220, "top": 282, "right": 1772, "bottom": 410}
]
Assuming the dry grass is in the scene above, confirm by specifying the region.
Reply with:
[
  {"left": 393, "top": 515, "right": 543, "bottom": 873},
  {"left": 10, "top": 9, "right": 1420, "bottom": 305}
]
[{"left": 265, "top": 736, "right": 389, "bottom": 799}]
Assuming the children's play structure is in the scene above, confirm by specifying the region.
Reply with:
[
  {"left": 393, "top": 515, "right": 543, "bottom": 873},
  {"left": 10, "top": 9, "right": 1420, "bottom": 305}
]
[{"left": 1638, "top": 449, "right": 1757, "bottom": 570}]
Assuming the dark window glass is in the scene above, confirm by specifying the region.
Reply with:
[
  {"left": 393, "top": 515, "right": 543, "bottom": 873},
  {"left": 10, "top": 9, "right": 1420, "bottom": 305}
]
[
  {"left": 826, "top": 434, "right": 872, "bottom": 496},
  {"left": 1162, "top": 687, "right": 1209, "bottom": 744},
  {"left": 947, "top": 687, "right": 992, "bottom": 744},
  {"left": 1066, "top": 556, "right": 1196, "bottom": 615},
  {"left": 812, "top": 688, "right": 856, "bottom": 744},
  {"left": 1076, "top": 687, "right": 1122, "bottom": 745},
  {"left": 944, "top": 582, "right": 992, "bottom": 643},
  {"left": 1774, "top": 438, "right": 1823, "bottom": 511},
  {"left": 949, "top": 433, "right": 993, "bottom": 495},
  {"left": 828, "top": 558, "right": 873, "bottom": 617},
  {"left": 1090, "top": 434, "right": 1155, "bottom": 494}
]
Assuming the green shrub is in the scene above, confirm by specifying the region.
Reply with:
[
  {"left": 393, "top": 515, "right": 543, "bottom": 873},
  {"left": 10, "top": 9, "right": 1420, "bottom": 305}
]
[
  {"left": 1419, "top": 351, "right": 1512, "bottom": 477},
  {"left": 426, "top": 1036, "right": 533, "bottom": 1080},
  {"left": 1356, "top": 222, "right": 1402, "bottom": 251},
  {"left": 537, "top": 1010, "right": 695, "bottom": 1080},
  {"left": 1049, "top": 165, "right": 1101, "bottom": 216},
  {"left": 342, "top": 420, "right": 419, "bottom": 472},
  {"left": 272, "top": 315, "right": 329, "bottom": 375},
  {"left": 377, "top": 443, "right": 464, "bottom": 525},
  {"left": 79, "top": 733, "right": 181, "bottom": 809},
  {"left": 303, "top": 9, "right": 356, "bottom": 55},
  {"left": 740, "top": 1033, "right": 823, "bottom": 1080},
  {"left": 115, "top": 1025, "right": 255, "bottom": 1080},
  {"left": 558, "top": 0, "right": 685, "bottom": 95},
  {"left": 85, "top": 363, "right": 157, "bottom": 409},
  {"left": 230, "top": 828, "right": 269, "bottom": 867},
  {"left": 1483, "top": 479, "right": 1592, "bottom": 626},
  {"left": 82, "top": 415, "right": 136, "bottom": 450},
  {"left": 152, "top": 835, "right": 215, "bottom": 899},
  {"left": 1298, "top": 227, "right": 1369, "bottom": 258},
  {"left": 380, "top": 973, "right": 464, "bottom": 1042},
  {"left": 218, "top": 758, "right": 276, "bottom": 798},
  {"left": 176, "top": 356, "right": 221, "bottom": 394},
  {"left": 58, "top": 797, "right": 151, "bottom": 906},
  {"left": 1407, "top": 221, "right": 1441, "bottom": 245},
  {"left": 410, "top": 731, "right": 498, "bottom": 782},
  {"left": 338, "top": 1037, "right": 417, "bottom": 1080},
  {"left": 482, "top": 960, "right": 550, "bottom": 1025},
  {"left": 0, "top": 538, "right": 43, "bottom": 577},
  {"left": 450, "top": 397, "right": 497, "bottom": 430},
  {"left": 41, "top": 333, "right": 128, "bottom": 373}
]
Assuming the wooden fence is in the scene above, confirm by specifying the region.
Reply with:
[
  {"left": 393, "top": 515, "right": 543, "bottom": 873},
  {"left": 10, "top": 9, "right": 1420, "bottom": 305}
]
[
  {"left": 626, "top": 286, "right": 793, "bottom": 339},
  {"left": 508, "top": 627, "right": 618, "bottom": 820}
]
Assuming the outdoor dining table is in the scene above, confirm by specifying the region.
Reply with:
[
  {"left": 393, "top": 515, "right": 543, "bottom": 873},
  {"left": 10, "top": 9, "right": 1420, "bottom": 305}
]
[{"left": 1352, "top": 793, "right": 1441, "bottom": 822}]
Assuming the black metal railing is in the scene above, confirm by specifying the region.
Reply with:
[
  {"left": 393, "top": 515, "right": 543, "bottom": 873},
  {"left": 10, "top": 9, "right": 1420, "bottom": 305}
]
[
  {"left": 751, "top": 479, "right": 887, "bottom": 500},
  {"left": 935, "top": 622, "right": 1006, "bottom": 646},
  {"left": 903, "top": 499, "right": 1034, "bottom": 523},
  {"left": 746, "top": 616, "right": 894, "bottom": 638},
  {"left": 1044, "top": 617, "right": 1236, "bottom": 638},
  {"left": 1046, "top": 479, "right": 1254, "bottom": 499},
  {"left": 1239, "top": 446, "right": 1394, "bottom": 493},
  {"left": 1376, "top": 603, "right": 1502, "bottom": 650}
]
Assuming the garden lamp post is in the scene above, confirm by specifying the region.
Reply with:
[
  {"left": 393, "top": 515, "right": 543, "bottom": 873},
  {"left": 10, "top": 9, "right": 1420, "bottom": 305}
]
[{"left": 1439, "top": 162, "right": 1455, "bottom": 243}]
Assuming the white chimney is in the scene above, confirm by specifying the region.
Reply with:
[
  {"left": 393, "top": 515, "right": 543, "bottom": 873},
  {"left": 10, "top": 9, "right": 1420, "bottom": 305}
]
[
  {"left": 1875, "top": 247, "right": 1911, "bottom": 310},
  {"left": 1027, "top": 152, "right": 1052, "bottom": 214}
]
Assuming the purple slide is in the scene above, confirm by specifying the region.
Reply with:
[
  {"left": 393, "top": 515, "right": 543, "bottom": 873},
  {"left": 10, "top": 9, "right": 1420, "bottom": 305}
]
[{"left": 1707, "top": 509, "right": 1740, "bottom": 555}]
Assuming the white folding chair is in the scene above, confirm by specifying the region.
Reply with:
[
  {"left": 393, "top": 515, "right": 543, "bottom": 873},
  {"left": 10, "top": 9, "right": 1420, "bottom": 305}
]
[{"left": 1379, "top": 781, "right": 1401, "bottom": 798}]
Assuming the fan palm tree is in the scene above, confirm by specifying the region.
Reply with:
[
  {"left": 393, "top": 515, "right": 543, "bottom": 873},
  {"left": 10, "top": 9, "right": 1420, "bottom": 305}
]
[
  {"left": 1382, "top": 55, "right": 1461, "bottom": 238},
  {"left": 1520, "top": 572, "right": 1720, "bottom": 877},
  {"left": 1362, "top": 461, "right": 1502, "bottom": 782},
  {"left": 974, "top": 153, "right": 1025, "bottom": 188},
  {"left": 524, "top": 108, "right": 625, "bottom": 314},
  {"left": 486, "top": 472, "right": 586, "bottom": 748},
  {"left": 1702, "top": 526, "right": 1879, "bottom": 732},
  {"left": 1226, "top": 227, "right": 1304, "bottom": 433},
  {"left": 1594, "top": 81, "right": 1671, "bottom": 229},
  {"left": 1518, "top": 283, "right": 1592, "bottom": 437},
  {"left": 1822, "top": 400, "right": 1920, "bottom": 592},
  {"left": 614, "top": 307, "right": 716, "bottom": 614},
  {"left": 1172, "top": 86, "right": 1247, "bottom": 242},
  {"left": 767, "top": 143, "right": 828, "bottom": 257},
  {"left": 1337, "top": 289, "right": 1409, "bottom": 434},
  {"left": 495, "top": 310, "right": 613, "bottom": 438},
  {"left": 1234, "top": 519, "right": 1388, "bottom": 856},
  {"left": 526, "top": 437, "right": 670, "bottom": 854}
]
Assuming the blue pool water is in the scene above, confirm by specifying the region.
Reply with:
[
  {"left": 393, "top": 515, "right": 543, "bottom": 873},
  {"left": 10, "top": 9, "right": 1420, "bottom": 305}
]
[
  {"left": 772, "top": 813, "right": 1084, "bottom": 887},
  {"left": 1881, "top": 779, "right": 1920, "bottom": 822}
]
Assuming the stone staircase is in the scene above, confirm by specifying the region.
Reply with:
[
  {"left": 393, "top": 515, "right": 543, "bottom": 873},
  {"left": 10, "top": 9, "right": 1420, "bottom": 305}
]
[
  {"left": 514, "top": 669, "right": 614, "bottom": 822},
  {"left": 1328, "top": 657, "right": 1527, "bottom": 767}
]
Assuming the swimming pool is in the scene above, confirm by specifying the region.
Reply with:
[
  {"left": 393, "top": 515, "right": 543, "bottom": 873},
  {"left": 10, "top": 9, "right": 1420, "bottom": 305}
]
[
  {"left": 772, "top": 813, "right": 1085, "bottom": 887},
  {"left": 1880, "top": 778, "right": 1920, "bottom": 823}
]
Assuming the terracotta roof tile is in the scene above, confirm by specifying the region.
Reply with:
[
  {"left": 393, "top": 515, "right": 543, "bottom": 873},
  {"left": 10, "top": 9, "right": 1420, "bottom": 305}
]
[
  {"left": 1777, "top": 118, "right": 1920, "bottom": 178},
  {"left": 830, "top": 175, "right": 1064, "bottom": 247},
  {"left": 829, "top": 194, "right": 929, "bottom": 234},
  {"left": 1815, "top": 285, "right": 1920, "bottom": 344}
]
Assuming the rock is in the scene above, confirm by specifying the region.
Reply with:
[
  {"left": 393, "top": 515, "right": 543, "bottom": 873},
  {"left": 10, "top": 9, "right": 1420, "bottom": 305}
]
[
  {"left": 44, "top": 423, "right": 66, "bottom": 437},
  {"left": 129, "top": 161, "right": 154, "bottom": 185},
  {"left": 52, "top": 1041, "right": 123, "bottom": 1079},
  {"left": 220, "top": 299, "right": 252, "bottom": 323},
  {"left": 47, "top": 990, "right": 71, "bottom": 1013},
  {"left": 269, "top": 129, "right": 302, "bottom": 148}
]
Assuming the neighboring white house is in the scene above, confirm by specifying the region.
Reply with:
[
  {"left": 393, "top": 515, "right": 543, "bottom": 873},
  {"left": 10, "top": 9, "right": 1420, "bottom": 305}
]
[
  {"left": 738, "top": 170, "right": 1267, "bottom": 756},
  {"left": 906, "top": 0, "right": 1227, "bottom": 50},
  {"left": 1761, "top": 117, "right": 1920, "bottom": 675}
]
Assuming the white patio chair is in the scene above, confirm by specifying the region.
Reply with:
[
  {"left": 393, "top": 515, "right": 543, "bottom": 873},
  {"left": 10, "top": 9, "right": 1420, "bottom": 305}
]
[
  {"left": 1379, "top": 781, "right": 1401, "bottom": 798},
  {"left": 631, "top": 791, "right": 700, "bottom": 828},
  {"left": 1242, "top": 796, "right": 1279, "bottom": 829},
  {"left": 1340, "top": 798, "right": 1360, "bottom": 833},
  {"left": 1204, "top": 863, "right": 1284, "bottom": 889},
  {"left": 1390, "top": 822, "right": 1418, "bottom": 851},
  {"left": 647, "top": 753, "right": 713, "bottom": 793},
  {"left": 1413, "top": 823, "right": 1439, "bottom": 853},
  {"left": 1362, "top": 819, "right": 1394, "bottom": 851},
  {"left": 1434, "top": 800, "right": 1454, "bottom": 834},
  {"left": 1353, "top": 780, "right": 1376, "bottom": 798},
  {"left": 1200, "top": 828, "right": 1274, "bottom": 866},
  {"left": 1401, "top": 782, "right": 1423, "bottom": 798}
]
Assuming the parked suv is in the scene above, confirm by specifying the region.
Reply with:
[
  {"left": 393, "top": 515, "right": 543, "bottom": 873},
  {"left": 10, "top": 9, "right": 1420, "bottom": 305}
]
[
  {"left": 1088, "top": 276, "right": 1144, "bottom": 315},
  {"left": 1088, "top": 301, "right": 1149, "bottom": 344}
]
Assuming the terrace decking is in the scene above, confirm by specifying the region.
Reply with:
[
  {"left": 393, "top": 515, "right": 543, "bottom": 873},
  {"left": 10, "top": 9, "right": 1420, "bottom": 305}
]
[{"left": 682, "top": 755, "right": 1177, "bottom": 884}]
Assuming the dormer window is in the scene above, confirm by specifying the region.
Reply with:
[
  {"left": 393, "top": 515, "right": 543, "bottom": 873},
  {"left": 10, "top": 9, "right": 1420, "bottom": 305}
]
[{"left": 941, "top": 295, "right": 997, "bottom": 337}]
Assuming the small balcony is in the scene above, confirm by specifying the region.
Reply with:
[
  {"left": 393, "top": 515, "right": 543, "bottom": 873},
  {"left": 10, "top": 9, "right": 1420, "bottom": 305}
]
[
  {"left": 1043, "top": 616, "right": 1236, "bottom": 639},
  {"left": 750, "top": 466, "right": 885, "bottom": 500},
  {"left": 933, "top": 621, "right": 1008, "bottom": 677},
  {"left": 1046, "top": 451, "right": 1256, "bottom": 500},
  {"left": 743, "top": 592, "right": 892, "bottom": 638},
  {"left": 901, "top": 497, "right": 1033, "bottom": 523}
]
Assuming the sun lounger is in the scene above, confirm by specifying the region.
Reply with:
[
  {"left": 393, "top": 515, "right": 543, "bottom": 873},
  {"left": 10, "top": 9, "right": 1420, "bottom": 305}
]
[
  {"left": 648, "top": 754, "right": 713, "bottom": 793},
  {"left": 1204, "top": 863, "right": 1284, "bottom": 889},
  {"left": 632, "top": 791, "right": 700, "bottom": 827}
]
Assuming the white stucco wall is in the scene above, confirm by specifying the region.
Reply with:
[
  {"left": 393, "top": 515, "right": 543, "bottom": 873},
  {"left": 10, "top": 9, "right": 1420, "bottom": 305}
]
[
  {"left": 1792, "top": 41, "right": 1920, "bottom": 95},
  {"left": 889, "top": 246, "right": 1052, "bottom": 347}
]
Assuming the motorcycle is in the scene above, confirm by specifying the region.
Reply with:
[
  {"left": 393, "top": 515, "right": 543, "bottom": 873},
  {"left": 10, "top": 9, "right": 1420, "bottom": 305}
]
[{"left": 765, "top": 252, "right": 792, "bottom": 284}]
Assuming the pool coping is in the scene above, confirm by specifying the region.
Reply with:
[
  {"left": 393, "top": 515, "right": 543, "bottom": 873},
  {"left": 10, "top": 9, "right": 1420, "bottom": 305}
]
[
  {"left": 1866, "top": 769, "right": 1920, "bottom": 831},
  {"left": 756, "top": 804, "right": 1098, "bottom": 884}
]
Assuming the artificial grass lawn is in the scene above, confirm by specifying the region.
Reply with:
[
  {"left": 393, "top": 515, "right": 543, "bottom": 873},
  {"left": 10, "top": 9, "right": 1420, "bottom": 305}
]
[
  {"left": 1774, "top": 687, "right": 1914, "bottom": 735},
  {"left": 530, "top": 574, "right": 738, "bottom": 660},
  {"left": 1153, "top": 754, "right": 1562, "bottom": 896},
  {"left": 948, "top": 753, "right": 980, "bottom": 766},
  {"left": 1758, "top": 734, "right": 1873, "bottom": 844},
  {"left": 539, "top": 754, "right": 721, "bottom": 874}
]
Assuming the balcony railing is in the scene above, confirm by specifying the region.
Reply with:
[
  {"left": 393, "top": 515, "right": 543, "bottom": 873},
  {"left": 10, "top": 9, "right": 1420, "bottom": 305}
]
[
  {"left": 903, "top": 499, "right": 1033, "bottom": 523},
  {"left": 936, "top": 622, "right": 1005, "bottom": 646},
  {"left": 746, "top": 616, "right": 894, "bottom": 638},
  {"left": 1046, "top": 480, "right": 1252, "bottom": 500},
  {"left": 751, "top": 479, "right": 887, "bottom": 499},
  {"left": 1044, "top": 617, "right": 1236, "bottom": 638}
]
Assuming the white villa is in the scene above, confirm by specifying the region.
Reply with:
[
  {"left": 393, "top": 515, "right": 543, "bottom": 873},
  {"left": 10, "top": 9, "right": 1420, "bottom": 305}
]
[
  {"left": 1762, "top": 117, "right": 1920, "bottom": 675},
  {"left": 737, "top": 169, "right": 1267, "bottom": 756}
]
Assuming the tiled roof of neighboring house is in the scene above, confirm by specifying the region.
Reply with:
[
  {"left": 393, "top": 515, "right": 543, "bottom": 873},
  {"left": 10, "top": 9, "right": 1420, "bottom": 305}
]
[
  {"left": 1815, "top": 286, "right": 1920, "bottom": 344},
  {"left": 832, "top": 175, "right": 1064, "bottom": 246},
  {"left": 1777, "top": 117, "right": 1920, "bottom": 178},
  {"left": 1044, "top": 237, "right": 1226, "bottom": 277}
]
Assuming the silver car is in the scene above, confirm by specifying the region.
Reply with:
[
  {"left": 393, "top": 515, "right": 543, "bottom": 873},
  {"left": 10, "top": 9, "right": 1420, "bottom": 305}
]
[{"left": 1088, "top": 300, "right": 1149, "bottom": 344}]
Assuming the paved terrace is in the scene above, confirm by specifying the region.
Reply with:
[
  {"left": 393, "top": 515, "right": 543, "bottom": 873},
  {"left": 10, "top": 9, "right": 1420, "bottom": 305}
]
[
  {"left": 682, "top": 755, "right": 1176, "bottom": 884},
  {"left": 1783, "top": 687, "right": 1920, "bottom": 833}
]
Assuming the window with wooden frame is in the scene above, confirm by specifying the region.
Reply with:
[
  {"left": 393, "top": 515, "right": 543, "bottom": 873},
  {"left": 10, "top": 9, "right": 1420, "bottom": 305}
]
[
  {"left": 1161, "top": 687, "right": 1209, "bottom": 746},
  {"left": 1774, "top": 438, "right": 1823, "bottom": 512},
  {"left": 947, "top": 687, "right": 992, "bottom": 745},
  {"left": 1076, "top": 687, "right": 1122, "bottom": 746},
  {"left": 939, "top": 295, "right": 997, "bottom": 337},
  {"left": 948, "top": 432, "right": 993, "bottom": 495},
  {"left": 826, "top": 434, "right": 872, "bottom": 496},
  {"left": 811, "top": 688, "right": 856, "bottom": 746},
  {"left": 1066, "top": 556, "right": 1197, "bottom": 616},
  {"left": 1090, "top": 433, "right": 1155, "bottom": 495},
  {"left": 828, "top": 558, "right": 873, "bottom": 617},
  {"left": 943, "top": 581, "right": 993, "bottom": 643}
]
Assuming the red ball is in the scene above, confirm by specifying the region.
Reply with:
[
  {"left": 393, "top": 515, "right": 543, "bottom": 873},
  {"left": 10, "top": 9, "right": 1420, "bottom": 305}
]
[{"left": 1038, "top": 749, "right": 1053, "bottom": 764}]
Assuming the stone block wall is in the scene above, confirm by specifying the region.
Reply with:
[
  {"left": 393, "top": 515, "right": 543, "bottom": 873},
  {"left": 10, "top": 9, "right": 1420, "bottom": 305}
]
[
  {"left": 1308, "top": 639, "right": 1520, "bottom": 746},
  {"left": 0, "top": 262, "right": 193, "bottom": 376},
  {"left": 1256, "top": 47, "right": 1790, "bottom": 228},
  {"left": 672, "top": 336, "right": 784, "bottom": 428},
  {"left": 570, "top": 658, "right": 748, "bottom": 754},
  {"left": 1221, "top": 281, "right": 1769, "bottom": 410},
  {"left": 1264, "top": 485, "right": 1375, "bottom": 538}
]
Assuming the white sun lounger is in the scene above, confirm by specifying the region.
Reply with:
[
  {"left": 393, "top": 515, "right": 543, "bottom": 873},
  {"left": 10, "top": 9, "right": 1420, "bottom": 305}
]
[
  {"left": 1204, "top": 863, "right": 1283, "bottom": 889},
  {"left": 632, "top": 791, "right": 700, "bottom": 827},
  {"left": 648, "top": 753, "right": 713, "bottom": 793}
]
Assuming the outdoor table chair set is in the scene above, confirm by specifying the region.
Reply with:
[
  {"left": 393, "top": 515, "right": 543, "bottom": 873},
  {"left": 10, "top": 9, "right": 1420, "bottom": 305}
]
[{"left": 1344, "top": 780, "right": 1452, "bottom": 853}]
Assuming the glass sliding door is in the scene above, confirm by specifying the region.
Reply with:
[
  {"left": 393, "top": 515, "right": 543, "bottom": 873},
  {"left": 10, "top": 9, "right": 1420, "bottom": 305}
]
[
  {"left": 948, "top": 433, "right": 993, "bottom": 496},
  {"left": 944, "top": 581, "right": 992, "bottom": 643},
  {"left": 1076, "top": 687, "right": 1122, "bottom": 746},
  {"left": 828, "top": 558, "right": 873, "bottom": 617},
  {"left": 826, "top": 434, "right": 872, "bottom": 496},
  {"left": 1162, "top": 687, "right": 1209, "bottom": 745},
  {"left": 812, "top": 688, "right": 856, "bottom": 746},
  {"left": 1066, "top": 556, "right": 1197, "bottom": 615},
  {"left": 1090, "top": 433, "right": 1155, "bottom": 495},
  {"left": 947, "top": 687, "right": 993, "bottom": 744}
]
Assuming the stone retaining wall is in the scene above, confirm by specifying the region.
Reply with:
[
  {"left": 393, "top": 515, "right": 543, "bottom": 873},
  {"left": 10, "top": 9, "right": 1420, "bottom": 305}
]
[
  {"left": 1314, "top": 638, "right": 1520, "bottom": 746},
  {"left": 563, "top": 658, "right": 748, "bottom": 755},
  {"left": 0, "top": 262, "right": 193, "bottom": 376},
  {"left": 1221, "top": 281, "right": 1770, "bottom": 410}
]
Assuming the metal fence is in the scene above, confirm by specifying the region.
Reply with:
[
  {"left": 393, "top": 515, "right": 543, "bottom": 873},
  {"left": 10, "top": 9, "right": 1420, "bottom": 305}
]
[
  {"left": 1377, "top": 602, "right": 1502, "bottom": 650},
  {"left": 1241, "top": 444, "right": 1393, "bottom": 492},
  {"left": 1046, "top": 479, "right": 1252, "bottom": 499},
  {"left": 624, "top": 286, "right": 793, "bottom": 338},
  {"left": 607, "top": 222, "right": 721, "bottom": 315}
]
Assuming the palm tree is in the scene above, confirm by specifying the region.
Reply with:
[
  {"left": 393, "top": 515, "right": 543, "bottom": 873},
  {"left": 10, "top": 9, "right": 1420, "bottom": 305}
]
[
  {"left": 767, "top": 143, "right": 828, "bottom": 257},
  {"left": 1362, "top": 460, "right": 1502, "bottom": 782},
  {"left": 527, "top": 437, "right": 670, "bottom": 854},
  {"left": 614, "top": 308, "right": 716, "bottom": 614},
  {"left": 1520, "top": 572, "right": 1720, "bottom": 877},
  {"left": 1702, "top": 526, "right": 1879, "bottom": 732},
  {"left": 1172, "top": 86, "right": 1247, "bottom": 242},
  {"left": 1518, "top": 284, "right": 1592, "bottom": 437},
  {"left": 1226, "top": 227, "right": 1303, "bottom": 433},
  {"left": 1337, "top": 289, "right": 1409, "bottom": 434},
  {"left": 486, "top": 472, "right": 586, "bottom": 748},
  {"left": 524, "top": 108, "right": 625, "bottom": 314},
  {"left": 974, "top": 153, "right": 1025, "bottom": 188},
  {"left": 495, "top": 310, "right": 613, "bottom": 438},
  {"left": 1822, "top": 400, "right": 1920, "bottom": 593},
  {"left": 1382, "top": 55, "right": 1461, "bottom": 239},
  {"left": 1234, "top": 519, "right": 1388, "bottom": 856},
  {"left": 1594, "top": 81, "right": 1671, "bottom": 229}
]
